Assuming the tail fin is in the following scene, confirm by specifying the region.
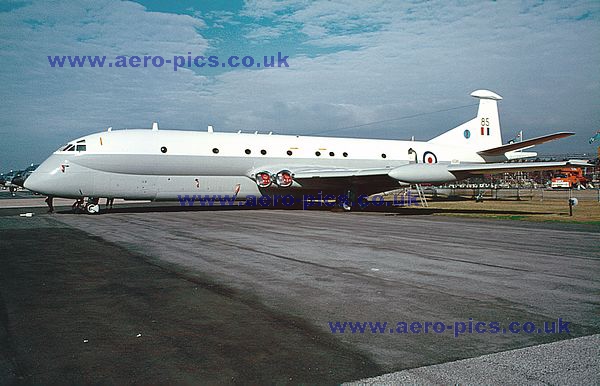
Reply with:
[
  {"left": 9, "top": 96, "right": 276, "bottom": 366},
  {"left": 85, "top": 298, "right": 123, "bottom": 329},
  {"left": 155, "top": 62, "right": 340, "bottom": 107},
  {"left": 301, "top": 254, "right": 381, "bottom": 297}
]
[{"left": 429, "top": 90, "right": 503, "bottom": 150}]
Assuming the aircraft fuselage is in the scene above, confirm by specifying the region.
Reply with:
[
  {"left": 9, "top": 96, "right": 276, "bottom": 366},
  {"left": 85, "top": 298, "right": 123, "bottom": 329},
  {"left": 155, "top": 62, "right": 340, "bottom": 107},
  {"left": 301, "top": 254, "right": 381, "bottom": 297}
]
[{"left": 25, "top": 129, "right": 491, "bottom": 200}]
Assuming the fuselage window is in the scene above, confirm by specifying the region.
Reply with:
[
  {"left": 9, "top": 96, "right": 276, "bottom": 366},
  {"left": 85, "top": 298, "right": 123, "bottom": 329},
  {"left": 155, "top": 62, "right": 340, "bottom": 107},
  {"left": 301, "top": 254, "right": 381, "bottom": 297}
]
[
  {"left": 315, "top": 151, "right": 321, "bottom": 156},
  {"left": 245, "top": 149, "right": 251, "bottom": 155},
  {"left": 287, "top": 150, "right": 293, "bottom": 156},
  {"left": 161, "top": 146, "right": 167, "bottom": 153},
  {"left": 381, "top": 153, "right": 387, "bottom": 159},
  {"left": 261, "top": 149, "right": 267, "bottom": 155},
  {"left": 212, "top": 148, "right": 219, "bottom": 154},
  {"left": 343, "top": 152, "right": 348, "bottom": 157},
  {"left": 329, "top": 152, "right": 335, "bottom": 157},
  {"left": 76, "top": 145, "right": 86, "bottom": 151}
]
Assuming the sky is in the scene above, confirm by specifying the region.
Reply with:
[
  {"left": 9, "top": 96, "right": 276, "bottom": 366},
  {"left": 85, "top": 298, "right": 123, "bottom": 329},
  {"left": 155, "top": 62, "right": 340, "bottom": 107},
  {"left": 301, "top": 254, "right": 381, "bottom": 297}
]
[{"left": 1, "top": 0, "right": 599, "bottom": 170}]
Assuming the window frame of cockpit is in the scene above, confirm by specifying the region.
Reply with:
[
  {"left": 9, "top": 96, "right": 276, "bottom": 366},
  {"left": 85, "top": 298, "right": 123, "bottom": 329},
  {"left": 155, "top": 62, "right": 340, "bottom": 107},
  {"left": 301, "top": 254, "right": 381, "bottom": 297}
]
[
  {"left": 60, "top": 139, "right": 86, "bottom": 152},
  {"left": 75, "top": 139, "right": 86, "bottom": 151}
]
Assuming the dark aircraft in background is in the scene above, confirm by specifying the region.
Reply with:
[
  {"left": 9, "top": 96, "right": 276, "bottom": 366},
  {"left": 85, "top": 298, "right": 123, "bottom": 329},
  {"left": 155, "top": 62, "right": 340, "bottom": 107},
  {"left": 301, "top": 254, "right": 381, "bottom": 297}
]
[{"left": 2, "top": 164, "right": 39, "bottom": 196}]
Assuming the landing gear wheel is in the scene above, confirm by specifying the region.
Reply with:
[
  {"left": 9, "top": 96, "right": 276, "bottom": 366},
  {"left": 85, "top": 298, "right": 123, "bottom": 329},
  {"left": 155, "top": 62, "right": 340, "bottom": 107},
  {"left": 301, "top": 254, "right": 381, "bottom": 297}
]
[{"left": 85, "top": 203, "right": 100, "bottom": 214}]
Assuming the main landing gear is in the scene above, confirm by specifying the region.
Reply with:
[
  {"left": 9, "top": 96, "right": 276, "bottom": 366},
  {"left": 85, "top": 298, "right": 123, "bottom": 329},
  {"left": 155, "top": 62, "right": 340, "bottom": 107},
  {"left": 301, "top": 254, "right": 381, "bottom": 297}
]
[{"left": 335, "top": 188, "right": 367, "bottom": 212}]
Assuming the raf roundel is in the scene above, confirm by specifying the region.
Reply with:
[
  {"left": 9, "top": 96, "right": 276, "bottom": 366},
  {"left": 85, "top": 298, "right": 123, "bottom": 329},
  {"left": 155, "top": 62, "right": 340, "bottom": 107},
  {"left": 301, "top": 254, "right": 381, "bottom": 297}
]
[{"left": 422, "top": 151, "right": 437, "bottom": 164}]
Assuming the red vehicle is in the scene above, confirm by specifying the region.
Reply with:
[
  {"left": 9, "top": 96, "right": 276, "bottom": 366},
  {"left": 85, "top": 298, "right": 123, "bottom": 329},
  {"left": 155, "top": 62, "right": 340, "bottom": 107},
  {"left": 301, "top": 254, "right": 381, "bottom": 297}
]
[{"left": 551, "top": 168, "right": 587, "bottom": 188}]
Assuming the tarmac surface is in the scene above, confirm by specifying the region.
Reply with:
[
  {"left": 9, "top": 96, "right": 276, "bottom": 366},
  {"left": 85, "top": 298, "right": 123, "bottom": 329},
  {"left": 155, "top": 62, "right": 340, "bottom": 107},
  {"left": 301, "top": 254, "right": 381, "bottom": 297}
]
[
  {"left": 0, "top": 200, "right": 599, "bottom": 383},
  {"left": 348, "top": 333, "right": 599, "bottom": 385}
]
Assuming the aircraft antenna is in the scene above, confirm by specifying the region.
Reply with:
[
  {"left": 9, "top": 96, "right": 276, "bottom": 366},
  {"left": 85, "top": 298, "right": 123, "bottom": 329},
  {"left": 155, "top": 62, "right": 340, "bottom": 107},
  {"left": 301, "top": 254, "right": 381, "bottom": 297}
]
[{"left": 306, "top": 103, "right": 477, "bottom": 135}]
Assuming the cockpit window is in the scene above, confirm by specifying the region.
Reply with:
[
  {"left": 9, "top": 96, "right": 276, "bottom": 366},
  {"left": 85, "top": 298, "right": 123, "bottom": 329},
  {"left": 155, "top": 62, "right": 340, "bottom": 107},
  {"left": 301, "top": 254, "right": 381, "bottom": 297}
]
[{"left": 60, "top": 140, "right": 86, "bottom": 152}]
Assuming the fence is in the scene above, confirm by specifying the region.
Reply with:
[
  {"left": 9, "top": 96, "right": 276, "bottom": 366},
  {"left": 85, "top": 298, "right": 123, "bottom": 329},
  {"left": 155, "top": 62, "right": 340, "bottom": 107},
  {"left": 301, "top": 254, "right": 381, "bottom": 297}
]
[{"left": 426, "top": 187, "right": 600, "bottom": 202}]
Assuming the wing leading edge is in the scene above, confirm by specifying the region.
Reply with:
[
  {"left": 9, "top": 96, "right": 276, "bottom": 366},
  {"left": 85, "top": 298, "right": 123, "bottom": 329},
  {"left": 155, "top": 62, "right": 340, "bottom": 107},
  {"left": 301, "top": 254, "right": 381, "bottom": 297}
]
[{"left": 292, "top": 167, "right": 395, "bottom": 179}]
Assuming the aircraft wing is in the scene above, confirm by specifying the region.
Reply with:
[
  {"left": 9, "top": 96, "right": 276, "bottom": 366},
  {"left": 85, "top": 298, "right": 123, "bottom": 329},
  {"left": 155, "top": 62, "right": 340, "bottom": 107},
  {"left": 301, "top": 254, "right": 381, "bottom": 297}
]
[
  {"left": 250, "top": 159, "right": 590, "bottom": 191},
  {"left": 292, "top": 166, "right": 395, "bottom": 179},
  {"left": 291, "top": 166, "right": 401, "bottom": 190},
  {"left": 447, "top": 159, "right": 590, "bottom": 175},
  {"left": 291, "top": 160, "right": 590, "bottom": 181},
  {"left": 477, "top": 132, "right": 574, "bottom": 156},
  {"left": 249, "top": 165, "right": 401, "bottom": 191}
]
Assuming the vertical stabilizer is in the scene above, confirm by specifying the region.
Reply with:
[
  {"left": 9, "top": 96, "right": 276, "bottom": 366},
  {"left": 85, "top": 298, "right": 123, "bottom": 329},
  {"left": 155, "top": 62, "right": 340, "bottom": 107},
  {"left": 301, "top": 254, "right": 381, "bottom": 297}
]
[{"left": 429, "top": 90, "right": 503, "bottom": 150}]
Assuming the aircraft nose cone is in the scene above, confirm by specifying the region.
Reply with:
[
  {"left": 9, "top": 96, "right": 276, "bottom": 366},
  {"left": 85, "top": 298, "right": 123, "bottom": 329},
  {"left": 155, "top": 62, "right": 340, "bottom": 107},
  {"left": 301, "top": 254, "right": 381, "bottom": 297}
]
[
  {"left": 23, "top": 172, "right": 45, "bottom": 194},
  {"left": 23, "top": 154, "right": 65, "bottom": 195}
]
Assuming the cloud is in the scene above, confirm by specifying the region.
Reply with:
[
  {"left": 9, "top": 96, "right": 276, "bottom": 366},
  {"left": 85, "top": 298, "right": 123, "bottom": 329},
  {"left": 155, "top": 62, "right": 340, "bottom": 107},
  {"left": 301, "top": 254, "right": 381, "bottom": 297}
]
[
  {"left": 217, "top": 0, "right": 600, "bottom": 146},
  {"left": 239, "top": 0, "right": 307, "bottom": 19},
  {"left": 245, "top": 25, "right": 285, "bottom": 41},
  {"left": 0, "top": 0, "right": 211, "bottom": 167}
]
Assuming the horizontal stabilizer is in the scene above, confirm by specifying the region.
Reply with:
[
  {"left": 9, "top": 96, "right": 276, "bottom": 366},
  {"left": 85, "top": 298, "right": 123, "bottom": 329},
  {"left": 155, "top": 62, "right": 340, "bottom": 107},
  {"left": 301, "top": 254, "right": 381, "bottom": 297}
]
[{"left": 477, "top": 132, "right": 574, "bottom": 156}]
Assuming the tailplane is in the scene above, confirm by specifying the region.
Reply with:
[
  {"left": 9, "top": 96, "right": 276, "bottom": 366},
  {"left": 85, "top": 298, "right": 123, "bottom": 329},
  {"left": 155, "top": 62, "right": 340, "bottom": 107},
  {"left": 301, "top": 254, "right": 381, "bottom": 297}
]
[{"left": 429, "top": 90, "right": 503, "bottom": 151}]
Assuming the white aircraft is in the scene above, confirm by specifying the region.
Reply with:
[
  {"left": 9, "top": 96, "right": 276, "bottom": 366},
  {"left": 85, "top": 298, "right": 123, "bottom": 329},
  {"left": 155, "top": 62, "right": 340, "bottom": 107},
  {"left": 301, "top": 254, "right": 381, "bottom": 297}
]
[{"left": 25, "top": 90, "right": 586, "bottom": 213}]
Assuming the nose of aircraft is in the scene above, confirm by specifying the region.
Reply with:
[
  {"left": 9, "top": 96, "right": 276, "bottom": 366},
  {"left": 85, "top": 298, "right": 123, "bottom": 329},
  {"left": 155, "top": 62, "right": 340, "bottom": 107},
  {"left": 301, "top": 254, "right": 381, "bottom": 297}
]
[
  {"left": 23, "top": 171, "right": 45, "bottom": 193},
  {"left": 23, "top": 158, "right": 60, "bottom": 195}
]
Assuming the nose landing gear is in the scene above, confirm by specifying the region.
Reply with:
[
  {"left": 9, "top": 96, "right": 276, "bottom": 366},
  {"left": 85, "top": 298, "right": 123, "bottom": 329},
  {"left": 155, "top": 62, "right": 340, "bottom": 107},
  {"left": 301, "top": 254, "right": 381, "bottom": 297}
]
[
  {"left": 45, "top": 196, "right": 54, "bottom": 213},
  {"left": 85, "top": 202, "right": 101, "bottom": 214},
  {"left": 72, "top": 197, "right": 101, "bottom": 214}
]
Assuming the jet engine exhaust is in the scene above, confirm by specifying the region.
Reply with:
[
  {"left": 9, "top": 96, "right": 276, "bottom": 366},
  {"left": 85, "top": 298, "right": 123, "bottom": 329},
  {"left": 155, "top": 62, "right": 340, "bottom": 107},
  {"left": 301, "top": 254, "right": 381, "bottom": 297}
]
[
  {"left": 275, "top": 170, "right": 293, "bottom": 188},
  {"left": 255, "top": 171, "right": 272, "bottom": 188}
]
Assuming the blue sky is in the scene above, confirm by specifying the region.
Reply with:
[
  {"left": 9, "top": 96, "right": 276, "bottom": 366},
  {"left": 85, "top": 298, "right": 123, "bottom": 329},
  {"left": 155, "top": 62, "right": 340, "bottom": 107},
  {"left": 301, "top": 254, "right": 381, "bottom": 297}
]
[{"left": 1, "top": 0, "right": 599, "bottom": 169}]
